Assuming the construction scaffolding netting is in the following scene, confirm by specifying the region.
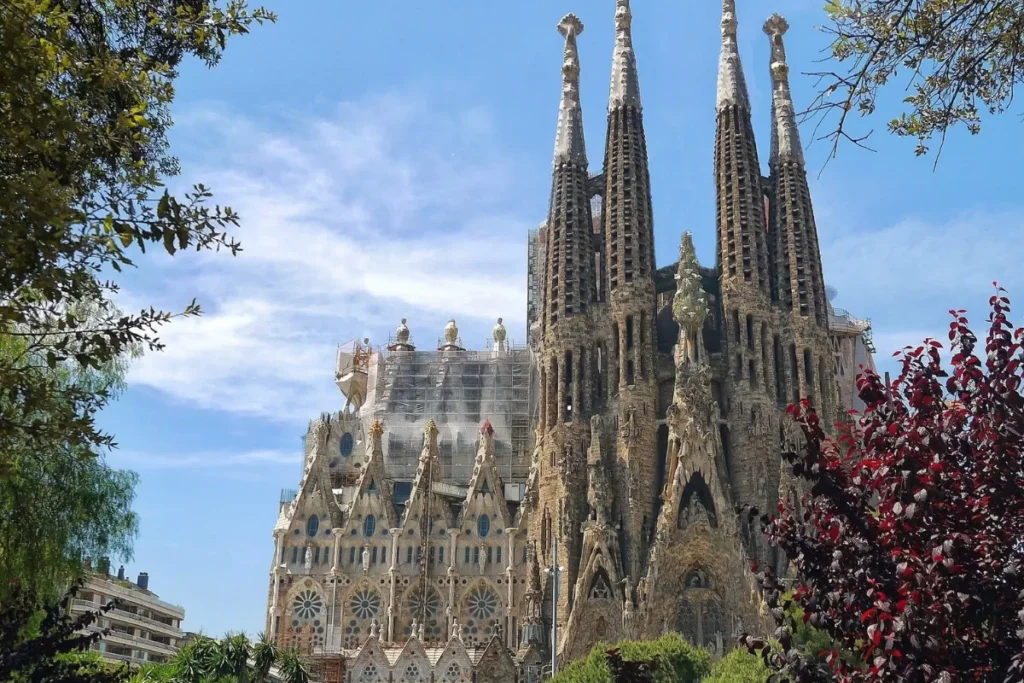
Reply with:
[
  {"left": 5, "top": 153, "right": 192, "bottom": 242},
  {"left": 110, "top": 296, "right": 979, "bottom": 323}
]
[{"left": 360, "top": 342, "right": 536, "bottom": 485}]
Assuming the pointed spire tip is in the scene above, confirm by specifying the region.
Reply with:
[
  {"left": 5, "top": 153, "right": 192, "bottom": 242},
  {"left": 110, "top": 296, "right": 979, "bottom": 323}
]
[{"left": 763, "top": 13, "right": 789, "bottom": 39}]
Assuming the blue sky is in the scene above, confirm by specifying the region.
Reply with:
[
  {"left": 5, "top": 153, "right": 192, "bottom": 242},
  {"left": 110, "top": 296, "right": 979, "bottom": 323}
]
[{"left": 97, "top": 0, "right": 1024, "bottom": 637}]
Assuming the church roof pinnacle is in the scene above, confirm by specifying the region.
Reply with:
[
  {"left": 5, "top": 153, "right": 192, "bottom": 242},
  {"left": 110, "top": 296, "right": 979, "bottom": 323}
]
[
  {"left": 608, "top": 0, "right": 641, "bottom": 109},
  {"left": 716, "top": 0, "right": 751, "bottom": 110},
  {"left": 553, "top": 13, "right": 587, "bottom": 167},
  {"left": 764, "top": 14, "right": 804, "bottom": 166}
]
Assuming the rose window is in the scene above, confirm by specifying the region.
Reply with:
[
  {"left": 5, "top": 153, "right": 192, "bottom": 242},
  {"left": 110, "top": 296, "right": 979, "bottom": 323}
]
[
  {"left": 351, "top": 589, "right": 382, "bottom": 620},
  {"left": 405, "top": 588, "right": 443, "bottom": 638},
  {"left": 445, "top": 662, "right": 463, "bottom": 681},
  {"left": 360, "top": 663, "right": 384, "bottom": 683},
  {"left": 292, "top": 590, "right": 323, "bottom": 622},
  {"left": 402, "top": 664, "right": 421, "bottom": 681},
  {"left": 465, "top": 587, "right": 498, "bottom": 620}
]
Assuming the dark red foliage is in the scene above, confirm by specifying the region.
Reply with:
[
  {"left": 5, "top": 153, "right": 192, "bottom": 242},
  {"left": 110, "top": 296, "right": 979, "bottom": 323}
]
[{"left": 742, "top": 289, "right": 1024, "bottom": 683}]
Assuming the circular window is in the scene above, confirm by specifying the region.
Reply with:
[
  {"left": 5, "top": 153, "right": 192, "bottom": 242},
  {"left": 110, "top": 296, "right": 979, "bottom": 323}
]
[
  {"left": 306, "top": 515, "right": 319, "bottom": 537},
  {"left": 292, "top": 589, "right": 323, "bottom": 622},
  {"left": 363, "top": 514, "right": 376, "bottom": 538},
  {"left": 477, "top": 515, "right": 490, "bottom": 538},
  {"left": 340, "top": 433, "right": 354, "bottom": 458}
]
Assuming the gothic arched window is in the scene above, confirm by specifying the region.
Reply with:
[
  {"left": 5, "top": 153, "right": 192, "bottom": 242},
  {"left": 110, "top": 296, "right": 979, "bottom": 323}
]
[
  {"left": 306, "top": 515, "right": 319, "bottom": 537},
  {"left": 363, "top": 515, "right": 376, "bottom": 538},
  {"left": 478, "top": 515, "right": 490, "bottom": 538}
]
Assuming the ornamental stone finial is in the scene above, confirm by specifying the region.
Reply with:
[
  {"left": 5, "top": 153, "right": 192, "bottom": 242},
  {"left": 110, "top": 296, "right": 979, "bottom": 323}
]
[
  {"left": 717, "top": 0, "right": 750, "bottom": 110},
  {"left": 424, "top": 419, "right": 439, "bottom": 439},
  {"left": 673, "top": 232, "right": 709, "bottom": 331},
  {"left": 396, "top": 318, "right": 410, "bottom": 344},
  {"left": 763, "top": 13, "right": 804, "bottom": 165},
  {"left": 554, "top": 14, "right": 587, "bottom": 166},
  {"left": 609, "top": 0, "right": 641, "bottom": 107}
]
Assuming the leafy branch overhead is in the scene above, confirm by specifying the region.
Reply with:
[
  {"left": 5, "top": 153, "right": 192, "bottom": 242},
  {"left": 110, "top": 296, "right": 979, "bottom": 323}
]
[
  {"left": 808, "top": 0, "right": 1024, "bottom": 164},
  {"left": 742, "top": 288, "right": 1024, "bottom": 683},
  {"left": 0, "top": 1, "right": 275, "bottom": 476}
]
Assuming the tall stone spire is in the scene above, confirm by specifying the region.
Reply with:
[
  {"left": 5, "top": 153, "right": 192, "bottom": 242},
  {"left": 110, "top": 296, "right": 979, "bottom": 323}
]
[
  {"left": 764, "top": 13, "right": 825, "bottom": 326},
  {"left": 600, "top": 0, "right": 658, "bottom": 587},
  {"left": 764, "top": 14, "right": 833, "bottom": 418},
  {"left": 554, "top": 14, "right": 586, "bottom": 167},
  {"left": 609, "top": 0, "right": 640, "bottom": 108},
  {"left": 536, "top": 13, "right": 597, "bottom": 646},
  {"left": 714, "top": 0, "right": 769, "bottom": 294},
  {"left": 764, "top": 15, "right": 803, "bottom": 166},
  {"left": 717, "top": 0, "right": 750, "bottom": 110}
]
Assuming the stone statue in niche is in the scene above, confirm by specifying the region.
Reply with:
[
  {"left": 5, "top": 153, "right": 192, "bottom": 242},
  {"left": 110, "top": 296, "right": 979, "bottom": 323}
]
[
  {"left": 304, "top": 543, "right": 314, "bottom": 571},
  {"left": 679, "top": 495, "right": 715, "bottom": 529},
  {"left": 362, "top": 545, "right": 370, "bottom": 573}
]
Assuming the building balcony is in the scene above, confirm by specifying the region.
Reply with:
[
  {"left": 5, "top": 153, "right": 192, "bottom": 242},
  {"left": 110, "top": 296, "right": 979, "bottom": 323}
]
[{"left": 71, "top": 599, "right": 183, "bottom": 638}]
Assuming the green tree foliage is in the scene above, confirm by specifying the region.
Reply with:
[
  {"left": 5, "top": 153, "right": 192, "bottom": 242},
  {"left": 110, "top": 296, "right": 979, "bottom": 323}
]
[
  {"left": 128, "top": 633, "right": 308, "bottom": 683},
  {"left": 808, "top": 0, "right": 1024, "bottom": 163},
  {"left": 551, "top": 633, "right": 710, "bottom": 683},
  {"left": 0, "top": 0, "right": 275, "bottom": 476},
  {"left": 0, "top": 580, "right": 129, "bottom": 683},
  {"left": 704, "top": 649, "right": 771, "bottom": 683},
  {"left": 0, "top": 299, "right": 139, "bottom": 601}
]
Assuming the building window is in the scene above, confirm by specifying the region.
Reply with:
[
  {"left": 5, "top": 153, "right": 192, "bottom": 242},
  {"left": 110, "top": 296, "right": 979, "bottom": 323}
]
[
  {"left": 363, "top": 515, "right": 376, "bottom": 538},
  {"left": 381, "top": 547, "right": 387, "bottom": 565},
  {"left": 478, "top": 515, "right": 491, "bottom": 538},
  {"left": 496, "top": 547, "right": 502, "bottom": 565},
  {"left": 313, "top": 547, "right": 320, "bottom": 564},
  {"left": 407, "top": 547, "right": 413, "bottom": 564},
  {"left": 473, "top": 547, "right": 480, "bottom": 565},
  {"left": 349, "top": 547, "right": 356, "bottom": 564},
  {"left": 306, "top": 515, "right": 319, "bottom": 537},
  {"left": 465, "top": 547, "right": 471, "bottom": 564},
  {"left": 522, "top": 546, "right": 528, "bottom": 564},
  {"left": 340, "top": 432, "right": 354, "bottom": 458},
  {"left": 439, "top": 547, "right": 444, "bottom": 564},
  {"left": 371, "top": 547, "right": 378, "bottom": 565},
  {"left": 291, "top": 547, "right": 298, "bottom": 564},
  {"left": 487, "top": 547, "right": 493, "bottom": 565}
]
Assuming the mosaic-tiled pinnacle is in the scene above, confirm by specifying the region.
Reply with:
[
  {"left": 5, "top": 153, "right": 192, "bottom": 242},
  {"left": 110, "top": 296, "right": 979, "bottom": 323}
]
[
  {"left": 609, "top": 0, "right": 641, "bottom": 108},
  {"left": 673, "top": 232, "right": 709, "bottom": 330},
  {"left": 764, "top": 14, "right": 804, "bottom": 166},
  {"left": 554, "top": 14, "right": 587, "bottom": 167},
  {"left": 716, "top": 0, "right": 750, "bottom": 110}
]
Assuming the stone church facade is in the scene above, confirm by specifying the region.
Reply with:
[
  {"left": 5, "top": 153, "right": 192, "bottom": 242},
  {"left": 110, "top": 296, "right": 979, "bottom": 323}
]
[{"left": 264, "top": 0, "right": 876, "bottom": 679}]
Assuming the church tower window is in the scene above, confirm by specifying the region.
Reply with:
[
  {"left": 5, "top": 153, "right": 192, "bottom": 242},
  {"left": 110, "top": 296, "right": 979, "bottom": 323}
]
[
  {"left": 340, "top": 432, "right": 354, "bottom": 458},
  {"left": 478, "top": 515, "right": 491, "bottom": 538},
  {"left": 306, "top": 515, "right": 319, "bottom": 537},
  {"left": 363, "top": 515, "right": 376, "bottom": 538}
]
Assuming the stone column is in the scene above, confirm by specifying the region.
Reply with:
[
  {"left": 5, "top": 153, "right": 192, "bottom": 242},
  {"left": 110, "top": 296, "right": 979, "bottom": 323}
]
[
  {"left": 387, "top": 528, "right": 401, "bottom": 642},
  {"left": 505, "top": 528, "right": 517, "bottom": 646}
]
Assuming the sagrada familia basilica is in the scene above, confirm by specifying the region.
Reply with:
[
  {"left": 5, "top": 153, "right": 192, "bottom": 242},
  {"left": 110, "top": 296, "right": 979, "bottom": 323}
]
[{"left": 265, "top": 1, "right": 876, "bottom": 680}]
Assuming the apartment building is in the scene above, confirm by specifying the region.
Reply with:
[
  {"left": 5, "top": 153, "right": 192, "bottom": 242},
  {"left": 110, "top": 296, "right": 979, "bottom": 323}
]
[{"left": 71, "top": 561, "right": 186, "bottom": 666}]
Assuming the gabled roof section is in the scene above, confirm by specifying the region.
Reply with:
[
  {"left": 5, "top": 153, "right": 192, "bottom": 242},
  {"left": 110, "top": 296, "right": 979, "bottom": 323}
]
[
  {"left": 342, "top": 420, "right": 397, "bottom": 533},
  {"left": 461, "top": 420, "right": 512, "bottom": 528},
  {"left": 392, "top": 636, "right": 430, "bottom": 672},
  {"left": 293, "top": 413, "right": 343, "bottom": 529},
  {"left": 402, "top": 419, "right": 452, "bottom": 528}
]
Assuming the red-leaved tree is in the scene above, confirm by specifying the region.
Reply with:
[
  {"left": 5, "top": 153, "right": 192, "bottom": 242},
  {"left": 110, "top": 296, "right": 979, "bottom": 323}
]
[{"left": 742, "top": 288, "right": 1024, "bottom": 683}]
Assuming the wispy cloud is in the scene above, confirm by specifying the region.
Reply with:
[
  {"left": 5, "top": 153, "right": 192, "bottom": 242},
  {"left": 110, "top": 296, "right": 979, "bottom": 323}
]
[
  {"left": 819, "top": 204, "right": 1024, "bottom": 371},
  {"left": 110, "top": 448, "right": 297, "bottom": 470},
  {"left": 124, "top": 93, "right": 534, "bottom": 424}
]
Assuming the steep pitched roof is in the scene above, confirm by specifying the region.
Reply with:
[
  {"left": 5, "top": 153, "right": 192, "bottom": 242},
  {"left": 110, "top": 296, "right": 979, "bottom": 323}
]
[{"left": 461, "top": 420, "right": 512, "bottom": 528}]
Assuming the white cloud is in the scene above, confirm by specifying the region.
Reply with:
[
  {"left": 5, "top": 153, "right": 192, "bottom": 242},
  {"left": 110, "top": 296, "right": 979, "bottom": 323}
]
[
  {"left": 125, "top": 93, "right": 533, "bottom": 423},
  {"left": 819, "top": 206, "right": 1024, "bottom": 374},
  {"left": 109, "top": 448, "right": 296, "bottom": 469}
]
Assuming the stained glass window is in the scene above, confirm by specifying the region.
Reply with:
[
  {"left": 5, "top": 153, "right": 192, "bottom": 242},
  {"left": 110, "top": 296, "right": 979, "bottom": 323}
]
[
  {"left": 478, "top": 515, "right": 491, "bottom": 538},
  {"left": 350, "top": 589, "right": 382, "bottom": 620},
  {"left": 306, "top": 515, "right": 319, "bottom": 537},
  {"left": 292, "top": 589, "right": 323, "bottom": 622},
  {"left": 340, "top": 432, "right": 354, "bottom": 457},
  {"left": 363, "top": 515, "right": 376, "bottom": 538}
]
